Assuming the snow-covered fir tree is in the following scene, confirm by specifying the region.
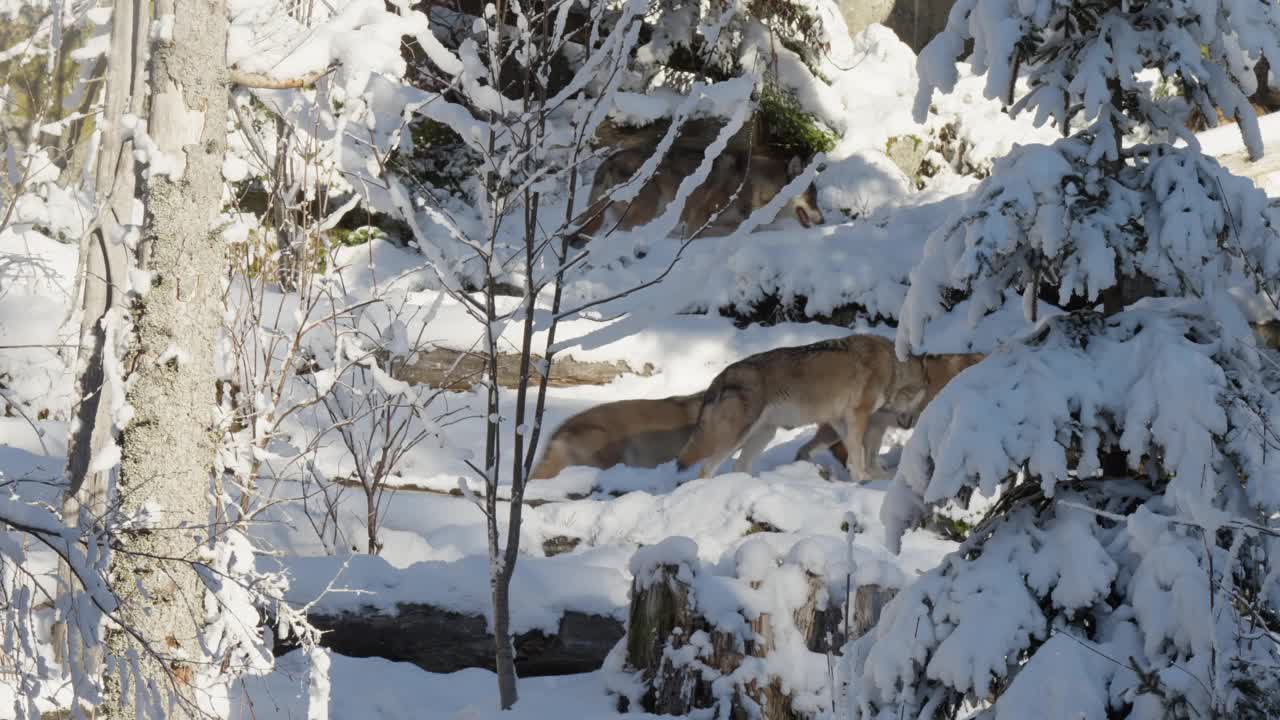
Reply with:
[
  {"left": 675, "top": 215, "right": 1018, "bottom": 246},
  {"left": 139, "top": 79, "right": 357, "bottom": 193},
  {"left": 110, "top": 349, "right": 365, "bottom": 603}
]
[{"left": 850, "top": 2, "right": 1280, "bottom": 718}]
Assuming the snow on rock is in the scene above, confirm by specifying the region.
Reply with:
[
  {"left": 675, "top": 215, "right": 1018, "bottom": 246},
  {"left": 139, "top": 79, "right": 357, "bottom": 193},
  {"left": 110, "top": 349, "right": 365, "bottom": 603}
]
[
  {"left": 528, "top": 464, "right": 952, "bottom": 584},
  {"left": 830, "top": 23, "right": 1058, "bottom": 179},
  {"left": 816, "top": 150, "right": 913, "bottom": 218},
  {"left": 327, "top": 214, "right": 1048, "bottom": 400},
  {"left": 258, "top": 462, "right": 956, "bottom": 649},
  {"left": 267, "top": 545, "right": 633, "bottom": 635}
]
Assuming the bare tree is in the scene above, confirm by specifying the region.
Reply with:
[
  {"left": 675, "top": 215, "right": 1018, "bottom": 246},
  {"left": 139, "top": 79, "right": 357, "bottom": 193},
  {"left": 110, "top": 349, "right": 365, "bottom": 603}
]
[{"left": 397, "top": 0, "right": 772, "bottom": 706}]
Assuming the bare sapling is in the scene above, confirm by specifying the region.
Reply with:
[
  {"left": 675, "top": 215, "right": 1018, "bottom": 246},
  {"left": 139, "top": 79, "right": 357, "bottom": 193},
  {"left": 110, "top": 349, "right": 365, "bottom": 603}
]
[{"left": 394, "top": 0, "right": 786, "bottom": 706}]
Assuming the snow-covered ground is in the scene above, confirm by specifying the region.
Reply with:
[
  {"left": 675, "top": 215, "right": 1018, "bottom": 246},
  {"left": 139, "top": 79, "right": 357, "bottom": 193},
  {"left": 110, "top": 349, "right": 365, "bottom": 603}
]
[
  {"left": 234, "top": 651, "right": 663, "bottom": 720},
  {"left": 6, "top": 17, "right": 1280, "bottom": 719}
]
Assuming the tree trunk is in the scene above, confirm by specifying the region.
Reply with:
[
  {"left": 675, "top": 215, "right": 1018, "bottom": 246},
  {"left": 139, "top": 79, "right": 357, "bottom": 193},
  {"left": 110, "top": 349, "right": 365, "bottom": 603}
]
[
  {"left": 100, "top": 0, "right": 228, "bottom": 714},
  {"left": 491, "top": 573, "right": 519, "bottom": 707},
  {"left": 56, "top": 0, "right": 145, "bottom": 677},
  {"left": 365, "top": 486, "right": 381, "bottom": 555}
]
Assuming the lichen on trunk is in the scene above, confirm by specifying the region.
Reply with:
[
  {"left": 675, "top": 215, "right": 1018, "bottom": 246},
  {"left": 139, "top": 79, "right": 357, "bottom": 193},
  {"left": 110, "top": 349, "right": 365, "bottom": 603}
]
[{"left": 100, "top": 0, "right": 228, "bottom": 714}]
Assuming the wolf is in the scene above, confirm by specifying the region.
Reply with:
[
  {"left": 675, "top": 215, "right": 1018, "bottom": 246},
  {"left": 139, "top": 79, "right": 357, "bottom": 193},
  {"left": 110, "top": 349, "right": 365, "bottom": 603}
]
[
  {"left": 529, "top": 392, "right": 847, "bottom": 480},
  {"left": 792, "top": 397, "right": 913, "bottom": 473},
  {"left": 573, "top": 147, "right": 823, "bottom": 246},
  {"left": 791, "top": 351, "right": 984, "bottom": 479},
  {"left": 529, "top": 393, "right": 704, "bottom": 480},
  {"left": 675, "top": 335, "right": 984, "bottom": 482}
]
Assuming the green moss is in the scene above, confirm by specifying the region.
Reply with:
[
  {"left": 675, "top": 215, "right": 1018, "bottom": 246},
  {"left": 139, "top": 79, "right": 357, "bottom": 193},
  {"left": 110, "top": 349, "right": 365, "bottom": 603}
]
[
  {"left": 1152, "top": 76, "right": 1180, "bottom": 101},
  {"left": 329, "top": 225, "right": 385, "bottom": 248},
  {"left": 757, "top": 82, "right": 837, "bottom": 157},
  {"left": 625, "top": 575, "right": 681, "bottom": 669},
  {"left": 885, "top": 134, "right": 924, "bottom": 154},
  {"left": 929, "top": 514, "right": 974, "bottom": 542}
]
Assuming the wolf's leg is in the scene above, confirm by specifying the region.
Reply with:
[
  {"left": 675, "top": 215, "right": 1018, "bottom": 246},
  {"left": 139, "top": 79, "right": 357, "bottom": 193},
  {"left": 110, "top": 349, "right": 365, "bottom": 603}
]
[
  {"left": 862, "top": 412, "right": 893, "bottom": 479},
  {"left": 840, "top": 405, "right": 874, "bottom": 482},
  {"left": 794, "top": 422, "right": 842, "bottom": 462},
  {"left": 732, "top": 422, "right": 777, "bottom": 474}
]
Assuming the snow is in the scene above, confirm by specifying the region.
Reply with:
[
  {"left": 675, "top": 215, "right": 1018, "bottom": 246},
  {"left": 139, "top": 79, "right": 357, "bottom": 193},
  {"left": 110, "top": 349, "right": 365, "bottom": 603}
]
[
  {"left": 270, "top": 548, "right": 633, "bottom": 635},
  {"left": 0, "top": 227, "right": 78, "bottom": 419},
  {"left": 258, "top": 463, "right": 955, "bottom": 637},
  {"left": 234, "top": 651, "right": 668, "bottom": 720},
  {"left": 991, "top": 631, "right": 1120, "bottom": 720},
  {"left": 628, "top": 535, "right": 698, "bottom": 588},
  {"left": 885, "top": 300, "right": 1280, "bottom": 547},
  {"left": 6, "top": 2, "right": 1280, "bottom": 716}
]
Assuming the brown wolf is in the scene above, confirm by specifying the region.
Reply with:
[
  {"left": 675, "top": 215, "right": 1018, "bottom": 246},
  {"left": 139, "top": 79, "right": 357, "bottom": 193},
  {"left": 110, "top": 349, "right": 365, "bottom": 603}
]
[
  {"left": 530, "top": 392, "right": 847, "bottom": 480},
  {"left": 573, "top": 147, "right": 823, "bottom": 245},
  {"left": 792, "top": 353, "right": 984, "bottom": 479},
  {"left": 529, "top": 394, "right": 704, "bottom": 480},
  {"left": 676, "top": 335, "right": 984, "bottom": 482}
]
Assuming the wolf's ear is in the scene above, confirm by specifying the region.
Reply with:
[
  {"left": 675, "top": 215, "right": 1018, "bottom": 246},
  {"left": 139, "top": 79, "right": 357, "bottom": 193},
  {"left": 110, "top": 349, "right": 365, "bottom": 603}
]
[{"left": 787, "top": 156, "right": 803, "bottom": 179}]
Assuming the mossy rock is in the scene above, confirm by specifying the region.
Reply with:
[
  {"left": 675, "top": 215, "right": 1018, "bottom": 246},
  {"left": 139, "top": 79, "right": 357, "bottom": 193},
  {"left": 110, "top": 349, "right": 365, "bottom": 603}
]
[
  {"left": 593, "top": 88, "right": 835, "bottom": 162},
  {"left": 329, "top": 225, "right": 386, "bottom": 248},
  {"left": 885, "top": 134, "right": 927, "bottom": 182}
]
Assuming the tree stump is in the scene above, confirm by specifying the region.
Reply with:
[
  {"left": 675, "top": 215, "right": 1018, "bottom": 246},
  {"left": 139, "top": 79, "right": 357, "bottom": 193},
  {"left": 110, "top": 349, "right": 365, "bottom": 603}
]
[
  {"left": 622, "top": 546, "right": 896, "bottom": 719},
  {"left": 848, "top": 584, "right": 897, "bottom": 643}
]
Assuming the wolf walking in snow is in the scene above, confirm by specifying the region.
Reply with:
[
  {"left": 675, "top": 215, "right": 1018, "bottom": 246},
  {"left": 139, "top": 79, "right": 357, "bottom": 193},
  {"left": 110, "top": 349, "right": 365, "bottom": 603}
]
[
  {"left": 675, "top": 335, "right": 984, "bottom": 481},
  {"left": 790, "top": 350, "right": 982, "bottom": 478},
  {"left": 529, "top": 393, "right": 704, "bottom": 480},
  {"left": 529, "top": 392, "right": 846, "bottom": 480},
  {"left": 572, "top": 146, "right": 823, "bottom": 245}
]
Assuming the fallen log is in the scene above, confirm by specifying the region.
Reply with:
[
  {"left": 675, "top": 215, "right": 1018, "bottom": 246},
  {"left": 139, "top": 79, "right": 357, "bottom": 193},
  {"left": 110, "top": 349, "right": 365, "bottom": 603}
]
[
  {"left": 276, "top": 603, "right": 624, "bottom": 676},
  {"left": 391, "top": 347, "right": 654, "bottom": 391}
]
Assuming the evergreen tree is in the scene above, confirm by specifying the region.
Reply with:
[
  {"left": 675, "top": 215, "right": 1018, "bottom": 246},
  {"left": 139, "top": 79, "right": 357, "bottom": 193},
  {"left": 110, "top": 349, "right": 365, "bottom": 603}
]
[{"left": 849, "top": 2, "right": 1280, "bottom": 718}]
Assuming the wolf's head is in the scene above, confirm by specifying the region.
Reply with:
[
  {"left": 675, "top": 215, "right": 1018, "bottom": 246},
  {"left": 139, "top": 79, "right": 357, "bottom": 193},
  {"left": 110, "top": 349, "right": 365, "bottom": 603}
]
[
  {"left": 785, "top": 156, "right": 824, "bottom": 228},
  {"left": 921, "top": 352, "right": 985, "bottom": 404}
]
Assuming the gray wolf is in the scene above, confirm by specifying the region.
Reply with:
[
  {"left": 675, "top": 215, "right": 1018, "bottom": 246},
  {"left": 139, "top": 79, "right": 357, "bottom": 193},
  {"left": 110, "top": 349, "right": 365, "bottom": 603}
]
[
  {"left": 530, "top": 392, "right": 846, "bottom": 480},
  {"left": 676, "top": 335, "right": 983, "bottom": 481}
]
